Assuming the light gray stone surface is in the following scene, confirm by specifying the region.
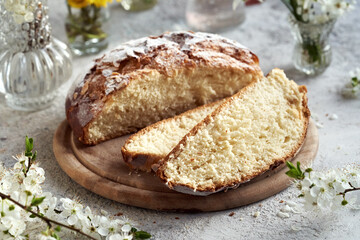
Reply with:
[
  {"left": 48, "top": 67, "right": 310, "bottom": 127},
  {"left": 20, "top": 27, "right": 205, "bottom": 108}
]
[{"left": 1, "top": 1, "right": 359, "bottom": 239}]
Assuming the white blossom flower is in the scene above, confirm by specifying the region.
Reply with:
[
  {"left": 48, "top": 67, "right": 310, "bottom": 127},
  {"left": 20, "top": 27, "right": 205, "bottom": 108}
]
[
  {"left": 37, "top": 234, "right": 58, "bottom": 240},
  {"left": 121, "top": 224, "right": 132, "bottom": 233},
  {"left": 60, "top": 198, "right": 85, "bottom": 226},
  {"left": 289, "top": 0, "right": 355, "bottom": 23},
  {"left": 342, "top": 67, "right": 360, "bottom": 98},
  {"left": 80, "top": 214, "right": 102, "bottom": 240},
  {"left": 108, "top": 232, "right": 133, "bottom": 240},
  {"left": 97, "top": 216, "right": 112, "bottom": 236},
  {"left": 38, "top": 192, "right": 58, "bottom": 219},
  {"left": 1, "top": 216, "right": 26, "bottom": 237},
  {"left": 23, "top": 175, "right": 42, "bottom": 194},
  {"left": 108, "top": 233, "right": 122, "bottom": 240}
]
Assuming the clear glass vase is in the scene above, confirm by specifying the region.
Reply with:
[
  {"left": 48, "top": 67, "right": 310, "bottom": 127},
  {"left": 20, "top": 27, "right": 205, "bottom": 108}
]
[
  {"left": 186, "top": 0, "right": 246, "bottom": 33},
  {"left": 0, "top": 0, "right": 72, "bottom": 111},
  {"left": 65, "top": 3, "right": 110, "bottom": 56},
  {"left": 120, "top": 0, "right": 158, "bottom": 11},
  {"left": 288, "top": 15, "right": 336, "bottom": 75}
]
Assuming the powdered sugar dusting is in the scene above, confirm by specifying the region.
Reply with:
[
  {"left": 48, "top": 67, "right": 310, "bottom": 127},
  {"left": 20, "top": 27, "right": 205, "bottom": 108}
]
[
  {"left": 100, "top": 31, "right": 247, "bottom": 67},
  {"left": 177, "top": 31, "right": 247, "bottom": 51},
  {"left": 192, "top": 51, "right": 240, "bottom": 67},
  {"left": 101, "top": 36, "right": 176, "bottom": 66},
  {"left": 105, "top": 75, "right": 130, "bottom": 95},
  {"left": 102, "top": 69, "right": 113, "bottom": 77}
]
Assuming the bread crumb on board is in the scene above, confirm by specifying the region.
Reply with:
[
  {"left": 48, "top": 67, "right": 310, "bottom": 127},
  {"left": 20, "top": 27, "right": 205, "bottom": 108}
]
[
  {"left": 329, "top": 113, "right": 338, "bottom": 120},
  {"left": 315, "top": 122, "right": 324, "bottom": 129},
  {"left": 277, "top": 212, "right": 290, "bottom": 218}
]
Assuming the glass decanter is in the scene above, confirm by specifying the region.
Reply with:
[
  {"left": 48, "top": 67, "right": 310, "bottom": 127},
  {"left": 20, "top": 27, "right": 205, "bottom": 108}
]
[{"left": 0, "top": 0, "right": 72, "bottom": 111}]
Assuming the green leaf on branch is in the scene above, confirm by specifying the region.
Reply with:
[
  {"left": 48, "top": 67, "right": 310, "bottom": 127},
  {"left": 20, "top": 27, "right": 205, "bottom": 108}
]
[
  {"left": 25, "top": 136, "right": 33, "bottom": 156},
  {"left": 297, "top": 161, "right": 302, "bottom": 173},
  {"left": 134, "top": 231, "right": 152, "bottom": 239},
  {"left": 31, "top": 196, "right": 46, "bottom": 207},
  {"left": 341, "top": 199, "right": 348, "bottom": 206},
  {"left": 32, "top": 151, "right": 37, "bottom": 162},
  {"left": 54, "top": 226, "right": 61, "bottom": 232},
  {"left": 351, "top": 77, "right": 359, "bottom": 87},
  {"left": 51, "top": 232, "right": 61, "bottom": 240},
  {"left": 285, "top": 161, "right": 305, "bottom": 180},
  {"left": 8, "top": 205, "right": 15, "bottom": 211}
]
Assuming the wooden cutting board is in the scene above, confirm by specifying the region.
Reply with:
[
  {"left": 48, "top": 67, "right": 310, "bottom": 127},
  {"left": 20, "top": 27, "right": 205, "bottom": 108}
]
[{"left": 53, "top": 119, "right": 318, "bottom": 212}]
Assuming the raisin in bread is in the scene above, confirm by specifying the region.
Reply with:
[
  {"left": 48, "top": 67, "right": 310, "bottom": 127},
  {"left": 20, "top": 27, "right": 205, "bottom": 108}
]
[
  {"left": 156, "top": 69, "right": 310, "bottom": 196},
  {"left": 66, "top": 31, "right": 262, "bottom": 145},
  {"left": 122, "top": 99, "right": 225, "bottom": 172}
]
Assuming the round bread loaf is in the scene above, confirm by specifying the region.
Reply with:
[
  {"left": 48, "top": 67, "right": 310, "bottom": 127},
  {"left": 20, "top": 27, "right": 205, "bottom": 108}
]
[{"left": 66, "top": 31, "right": 263, "bottom": 145}]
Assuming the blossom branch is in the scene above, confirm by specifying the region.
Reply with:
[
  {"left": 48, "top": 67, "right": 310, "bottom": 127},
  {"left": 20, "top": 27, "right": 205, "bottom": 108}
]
[
  {"left": 0, "top": 136, "right": 151, "bottom": 239},
  {"left": 287, "top": 161, "right": 360, "bottom": 210},
  {"left": 338, "top": 184, "right": 360, "bottom": 197},
  {"left": 0, "top": 192, "right": 97, "bottom": 240}
]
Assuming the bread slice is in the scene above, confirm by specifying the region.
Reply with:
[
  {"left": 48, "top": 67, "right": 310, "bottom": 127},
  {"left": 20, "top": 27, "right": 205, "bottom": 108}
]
[
  {"left": 122, "top": 99, "right": 225, "bottom": 172},
  {"left": 156, "top": 69, "right": 310, "bottom": 196},
  {"left": 66, "top": 31, "right": 262, "bottom": 145}
]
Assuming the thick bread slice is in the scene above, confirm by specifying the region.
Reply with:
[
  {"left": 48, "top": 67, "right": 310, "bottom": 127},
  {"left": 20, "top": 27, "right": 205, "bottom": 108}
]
[
  {"left": 122, "top": 99, "right": 225, "bottom": 172},
  {"left": 156, "top": 69, "right": 310, "bottom": 196},
  {"left": 66, "top": 31, "right": 262, "bottom": 145}
]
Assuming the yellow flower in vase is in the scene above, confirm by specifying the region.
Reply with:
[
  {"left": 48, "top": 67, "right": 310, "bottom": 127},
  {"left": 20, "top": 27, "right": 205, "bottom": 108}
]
[
  {"left": 92, "top": 0, "right": 114, "bottom": 8},
  {"left": 67, "top": 0, "right": 92, "bottom": 8},
  {"left": 68, "top": 0, "right": 119, "bottom": 8},
  {"left": 65, "top": 0, "right": 120, "bottom": 55}
]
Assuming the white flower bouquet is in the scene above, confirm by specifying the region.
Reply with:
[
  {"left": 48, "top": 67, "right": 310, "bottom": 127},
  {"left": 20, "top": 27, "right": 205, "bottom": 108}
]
[{"left": 0, "top": 137, "right": 151, "bottom": 240}]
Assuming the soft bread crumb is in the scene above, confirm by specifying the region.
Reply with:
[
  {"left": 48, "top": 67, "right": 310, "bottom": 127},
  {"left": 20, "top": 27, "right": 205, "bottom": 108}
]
[
  {"left": 158, "top": 69, "right": 309, "bottom": 194},
  {"left": 122, "top": 100, "right": 223, "bottom": 171}
]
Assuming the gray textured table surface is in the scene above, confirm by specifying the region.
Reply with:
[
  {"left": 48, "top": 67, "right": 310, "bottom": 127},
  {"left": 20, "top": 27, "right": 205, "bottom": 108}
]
[{"left": 1, "top": 1, "right": 360, "bottom": 239}]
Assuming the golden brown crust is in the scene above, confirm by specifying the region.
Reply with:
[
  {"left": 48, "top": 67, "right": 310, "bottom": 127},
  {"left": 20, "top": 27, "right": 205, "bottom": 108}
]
[
  {"left": 121, "top": 99, "right": 225, "bottom": 172},
  {"left": 156, "top": 69, "right": 311, "bottom": 194},
  {"left": 65, "top": 31, "right": 262, "bottom": 145}
]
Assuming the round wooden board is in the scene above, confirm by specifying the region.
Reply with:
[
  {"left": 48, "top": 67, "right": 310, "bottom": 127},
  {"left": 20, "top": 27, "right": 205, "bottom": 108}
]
[{"left": 53, "top": 119, "right": 318, "bottom": 212}]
